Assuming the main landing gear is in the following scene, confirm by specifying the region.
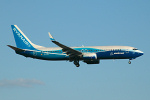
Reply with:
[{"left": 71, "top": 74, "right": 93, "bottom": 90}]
[
  {"left": 74, "top": 59, "right": 80, "bottom": 67},
  {"left": 128, "top": 60, "right": 131, "bottom": 64}
]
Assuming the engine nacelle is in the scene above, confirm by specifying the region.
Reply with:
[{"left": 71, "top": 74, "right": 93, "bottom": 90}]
[
  {"left": 83, "top": 60, "right": 100, "bottom": 64},
  {"left": 82, "top": 53, "right": 97, "bottom": 60}
]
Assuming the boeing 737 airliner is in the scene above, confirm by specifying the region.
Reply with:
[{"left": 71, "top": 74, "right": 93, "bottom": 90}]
[{"left": 8, "top": 25, "right": 144, "bottom": 67}]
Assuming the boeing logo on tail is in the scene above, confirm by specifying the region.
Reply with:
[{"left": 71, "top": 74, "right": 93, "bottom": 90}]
[{"left": 8, "top": 25, "right": 144, "bottom": 67}]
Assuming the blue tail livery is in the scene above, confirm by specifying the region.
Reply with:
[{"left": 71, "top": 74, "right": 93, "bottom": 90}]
[{"left": 8, "top": 25, "right": 144, "bottom": 67}]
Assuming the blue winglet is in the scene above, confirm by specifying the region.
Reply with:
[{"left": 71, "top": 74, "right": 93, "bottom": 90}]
[{"left": 48, "top": 32, "right": 55, "bottom": 41}]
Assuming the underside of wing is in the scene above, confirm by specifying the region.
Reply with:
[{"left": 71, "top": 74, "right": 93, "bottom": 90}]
[{"left": 48, "top": 32, "right": 82, "bottom": 58}]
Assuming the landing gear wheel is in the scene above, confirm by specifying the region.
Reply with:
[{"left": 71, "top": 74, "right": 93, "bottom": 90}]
[
  {"left": 76, "top": 64, "right": 80, "bottom": 67},
  {"left": 74, "top": 60, "right": 80, "bottom": 67},
  {"left": 128, "top": 60, "right": 131, "bottom": 64}
]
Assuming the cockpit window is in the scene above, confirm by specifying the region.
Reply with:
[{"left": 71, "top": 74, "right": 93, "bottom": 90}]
[{"left": 133, "top": 48, "right": 138, "bottom": 50}]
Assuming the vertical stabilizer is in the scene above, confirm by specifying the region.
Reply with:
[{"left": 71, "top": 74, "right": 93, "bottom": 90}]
[{"left": 11, "top": 25, "right": 36, "bottom": 50}]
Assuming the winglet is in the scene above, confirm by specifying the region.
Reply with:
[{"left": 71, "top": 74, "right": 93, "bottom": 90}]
[{"left": 48, "top": 32, "right": 55, "bottom": 41}]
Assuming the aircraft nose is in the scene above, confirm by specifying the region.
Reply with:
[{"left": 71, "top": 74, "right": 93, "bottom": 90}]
[{"left": 137, "top": 50, "right": 144, "bottom": 56}]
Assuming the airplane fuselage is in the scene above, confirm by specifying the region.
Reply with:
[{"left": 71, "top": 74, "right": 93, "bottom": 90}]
[
  {"left": 8, "top": 25, "right": 144, "bottom": 67},
  {"left": 16, "top": 46, "right": 143, "bottom": 61}
]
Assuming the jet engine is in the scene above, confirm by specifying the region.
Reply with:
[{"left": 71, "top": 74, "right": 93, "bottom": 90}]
[
  {"left": 82, "top": 53, "right": 97, "bottom": 60},
  {"left": 83, "top": 60, "right": 100, "bottom": 64}
]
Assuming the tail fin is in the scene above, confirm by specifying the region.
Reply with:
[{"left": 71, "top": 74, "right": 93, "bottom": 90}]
[{"left": 11, "top": 25, "right": 36, "bottom": 50}]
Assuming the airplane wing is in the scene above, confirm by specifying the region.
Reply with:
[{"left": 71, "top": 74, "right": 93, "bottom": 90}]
[{"left": 48, "top": 32, "right": 82, "bottom": 58}]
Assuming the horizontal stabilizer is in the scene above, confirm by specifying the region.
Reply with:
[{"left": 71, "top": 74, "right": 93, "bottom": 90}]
[{"left": 7, "top": 45, "right": 25, "bottom": 52}]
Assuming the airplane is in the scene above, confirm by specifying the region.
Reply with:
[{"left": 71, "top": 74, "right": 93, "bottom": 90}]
[{"left": 8, "top": 25, "right": 144, "bottom": 67}]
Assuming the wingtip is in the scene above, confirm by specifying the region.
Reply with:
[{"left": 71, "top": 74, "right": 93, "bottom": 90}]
[{"left": 48, "top": 32, "right": 55, "bottom": 41}]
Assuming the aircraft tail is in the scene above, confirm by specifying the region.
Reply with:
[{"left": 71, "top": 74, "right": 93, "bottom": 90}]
[{"left": 11, "top": 25, "right": 41, "bottom": 50}]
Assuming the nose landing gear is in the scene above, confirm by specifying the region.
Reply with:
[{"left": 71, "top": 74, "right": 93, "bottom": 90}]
[{"left": 128, "top": 60, "right": 131, "bottom": 64}]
